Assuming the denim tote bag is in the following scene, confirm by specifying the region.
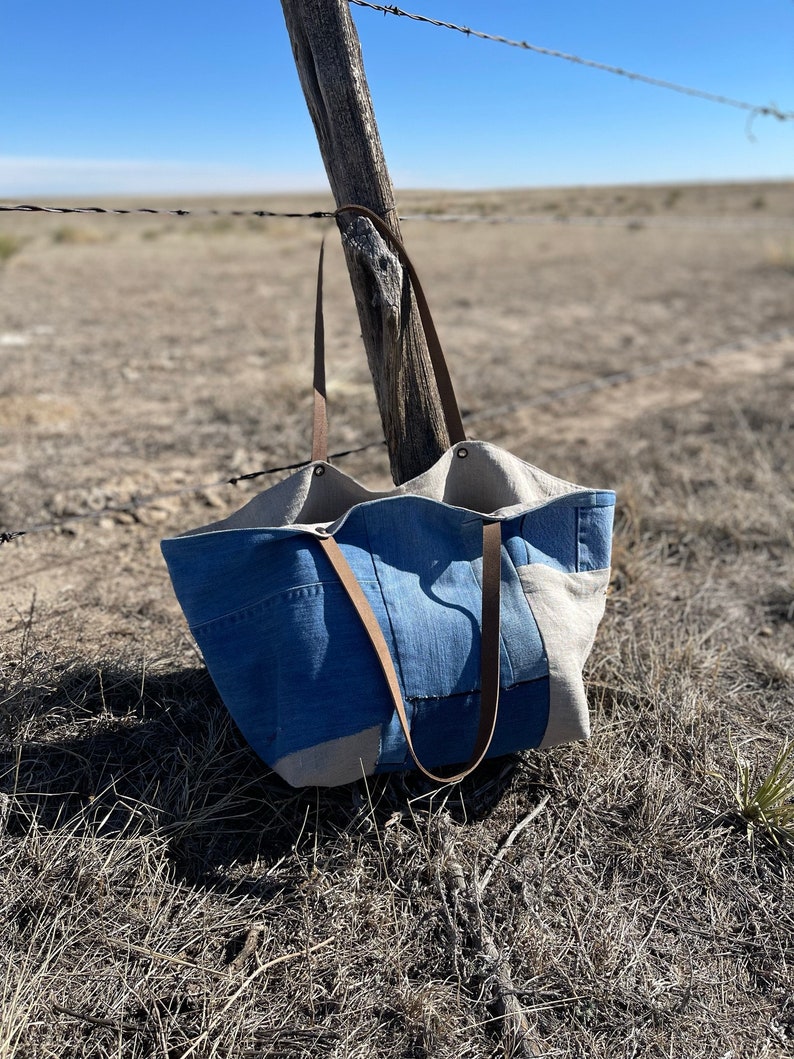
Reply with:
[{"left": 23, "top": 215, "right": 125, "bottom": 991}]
[{"left": 161, "top": 205, "right": 615, "bottom": 788}]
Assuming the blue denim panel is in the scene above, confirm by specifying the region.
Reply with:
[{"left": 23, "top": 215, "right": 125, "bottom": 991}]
[
  {"left": 502, "top": 520, "right": 531, "bottom": 569},
  {"left": 576, "top": 502, "right": 616, "bottom": 572},
  {"left": 485, "top": 677, "right": 550, "bottom": 755},
  {"left": 466, "top": 528, "right": 548, "bottom": 688},
  {"left": 361, "top": 497, "right": 548, "bottom": 700},
  {"left": 520, "top": 504, "right": 578, "bottom": 571},
  {"left": 361, "top": 497, "right": 486, "bottom": 701},
  {"left": 379, "top": 706, "right": 415, "bottom": 767},
  {"left": 376, "top": 677, "right": 551, "bottom": 772},
  {"left": 194, "top": 576, "right": 395, "bottom": 765},
  {"left": 162, "top": 529, "right": 320, "bottom": 627},
  {"left": 512, "top": 490, "right": 617, "bottom": 572},
  {"left": 162, "top": 521, "right": 384, "bottom": 630},
  {"left": 165, "top": 517, "right": 397, "bottom": 765},
  {"left": 592, "top": 490, "right": 618, "bottom": 508},
  {"left": 377, "top": 550, "right": 548, "bottom": 768}
]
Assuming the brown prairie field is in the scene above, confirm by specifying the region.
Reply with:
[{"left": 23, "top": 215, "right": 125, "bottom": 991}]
[{"left": 1, "top": 182, "right": 793, "bottom": 1058}]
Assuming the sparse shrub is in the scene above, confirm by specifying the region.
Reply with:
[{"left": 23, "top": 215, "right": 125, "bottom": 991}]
[
  {"left": 751, "top": 194, "right": 766, "bottom": 210},
  {"left": 0, "top": 233, "right": 22, "bottom": 262},
  {"left": 663, "top": 188, "right": 682, "bottom": 209}
]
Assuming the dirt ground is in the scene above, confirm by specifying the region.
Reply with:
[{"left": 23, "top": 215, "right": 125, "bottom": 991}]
[
  {"left": 2, "top": 181, "right": 792, "bottom": 652},
  {"left": 2, "top": 181, "right": 793, "bottom": 1058}
]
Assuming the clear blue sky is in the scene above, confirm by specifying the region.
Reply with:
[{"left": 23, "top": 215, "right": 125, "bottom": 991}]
[{"left": 1, "top": 1, "right": 791, "bottom": 195}]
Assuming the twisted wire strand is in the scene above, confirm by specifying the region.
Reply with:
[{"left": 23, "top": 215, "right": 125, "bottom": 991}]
[
  {"left": 350, "top": 1, "right": 793, "bottom": 121},
  {"left": 2, "top": 203, "right": 791, "bottom": 232},
  {"left": 0, "top": 204, "right": 335, "bottom": 218}
]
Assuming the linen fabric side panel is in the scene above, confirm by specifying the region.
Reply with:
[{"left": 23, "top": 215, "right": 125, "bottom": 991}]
[{"left": 517, "top": 565, "right": 610, "bottom": 748}]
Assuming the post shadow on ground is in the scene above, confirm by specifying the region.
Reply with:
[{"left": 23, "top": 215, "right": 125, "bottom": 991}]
[{"left": 1, "top": 658, "right": 539, "bottom": 891}]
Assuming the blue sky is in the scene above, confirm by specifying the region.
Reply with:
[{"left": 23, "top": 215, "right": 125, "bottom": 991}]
[{"left": 1, "top": 1, "right": 791, "bottom": 195}]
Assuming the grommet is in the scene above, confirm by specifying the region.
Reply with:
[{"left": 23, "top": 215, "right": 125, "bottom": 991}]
[
  {"left": 314, "top": 464, "right": 326, "bottom": 476},
  {"left": 456, "top": 447, "right": 469, "bottom": 458}
]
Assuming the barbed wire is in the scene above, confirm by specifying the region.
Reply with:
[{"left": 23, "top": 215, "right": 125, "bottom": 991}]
[
  {"left": 349, "top": 0, "right": 794, "bottom": 122},
  {"left": 3, "top": 326, "right": 792, "bottom": 548},
  {"left": 2, "top": 202, "right": 791, "bottom": 232},
  {"left": 408, "top": 214, "right": 794, "bottom": 232},
  {"left": 0, "top": 203, "right": 336, "bottom": 219}
]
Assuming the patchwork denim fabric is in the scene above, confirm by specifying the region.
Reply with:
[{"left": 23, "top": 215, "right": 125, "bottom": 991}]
[{"left": 162, "top": 440, "right": 615, "bottom": 787}]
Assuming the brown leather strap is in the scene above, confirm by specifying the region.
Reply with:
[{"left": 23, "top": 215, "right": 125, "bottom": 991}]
[
  {"left": 317, "top": 519, "right": 502, "bottom": 784},
  {"left": 309, "top": 204, "right": 467, "bottom": 463},
  {"left": 311, "top": 240, "right": 329, "bottom": 463}
]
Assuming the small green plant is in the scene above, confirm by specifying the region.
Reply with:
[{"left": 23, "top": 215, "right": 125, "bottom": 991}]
[
  {"left": 0, "top": 233, "right": 22, "bottom": 262},
  {"left": 730, "top": 737, "right": 794, "bottom": 855}
]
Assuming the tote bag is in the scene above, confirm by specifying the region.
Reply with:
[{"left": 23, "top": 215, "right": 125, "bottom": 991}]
[{"left": 162, "top": 205, "right": 615, "bottom": 787}]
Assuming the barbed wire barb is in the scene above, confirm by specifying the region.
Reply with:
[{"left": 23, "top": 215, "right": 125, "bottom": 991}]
[{"left": 349, "top": 0, "right": 794, "bottom": 122}]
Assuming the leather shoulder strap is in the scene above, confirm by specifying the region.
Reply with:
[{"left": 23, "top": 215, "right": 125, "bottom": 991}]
[
  {"left": 311, "top": 239, "right": 329, "bottom": 463},
  {"left": 309, "top": 204, "right": 467, "bottom": 463},
  {"left": 317, "top": 519, "right": 502, "bottom": 784}
]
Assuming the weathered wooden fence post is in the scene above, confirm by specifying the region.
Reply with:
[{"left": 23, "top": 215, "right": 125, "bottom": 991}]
[{"left": 280, "top": 0, "right": 453, "bottom": 484}]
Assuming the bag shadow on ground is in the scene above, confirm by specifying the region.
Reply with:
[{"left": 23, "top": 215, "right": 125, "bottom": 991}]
[{"left": 2, "top": 659, "right": 537, "bottom": 892}]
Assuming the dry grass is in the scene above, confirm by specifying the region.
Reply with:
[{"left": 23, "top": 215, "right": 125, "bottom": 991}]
[
  {"left": 51, "top": 224, "right": 110, "bottom": 246},
  {"left": 2, "top": 184, "right": 794, "bottom": 1058},
  {"left": 0, "top": 234, "right": 22, "bottom": 263},
  {"left": 763, "top": 240, "right": 794, "bottom": 276},
  {"left": 3, "top": 360, "right": 793, "bottom": 1059}
]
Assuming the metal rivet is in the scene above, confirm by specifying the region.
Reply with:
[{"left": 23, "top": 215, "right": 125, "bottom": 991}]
[
  {"left": 314, "top": 465, "right": 326, "bottom": 476},
  {"left": 457, "top": 447, "right": 468, "bottom": 458}
]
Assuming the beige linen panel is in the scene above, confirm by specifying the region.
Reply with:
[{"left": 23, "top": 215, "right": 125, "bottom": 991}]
[
  {"left": 517, "top": 565, "right": 610, "bottom": 748},
  {"left": 273, "top": 724, "right": 381, "bottom": 787},
  {"left": 177, "top": 440, "right": 588, "bottom": 538}
]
